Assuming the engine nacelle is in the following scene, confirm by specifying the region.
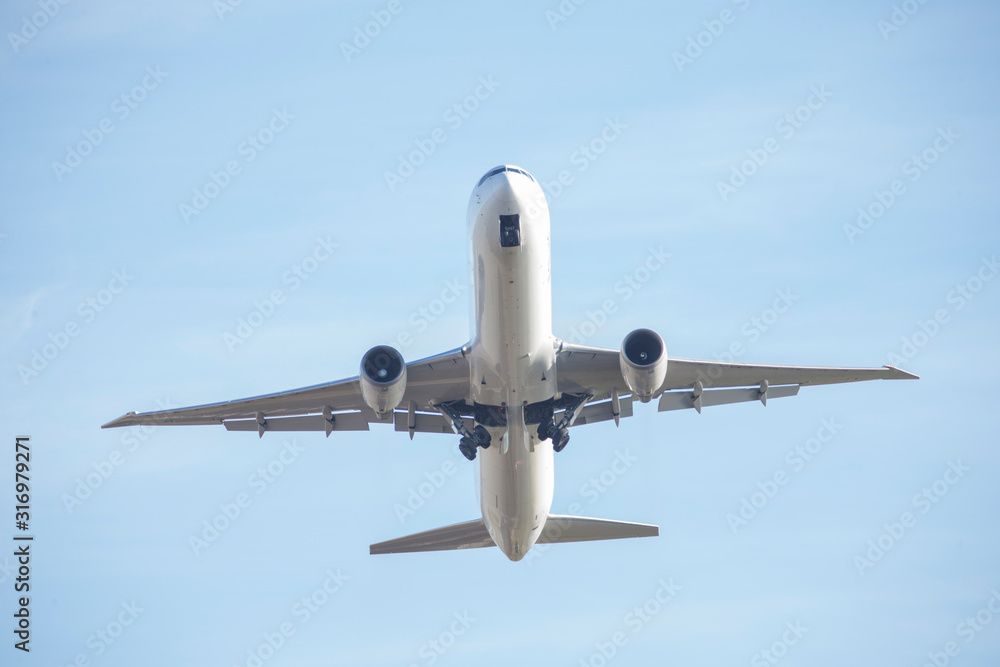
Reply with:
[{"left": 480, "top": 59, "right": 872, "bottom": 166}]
[
  {"left": 359, "top": 345, "right": 406, "bottom": 415},
  {"left": 619, "top": 328, "right": 667, "bottom": 403}
]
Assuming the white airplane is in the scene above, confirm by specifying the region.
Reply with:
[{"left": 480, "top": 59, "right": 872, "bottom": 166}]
[{"left": 104, "top": 165, "right": 917, "bottom": 561}]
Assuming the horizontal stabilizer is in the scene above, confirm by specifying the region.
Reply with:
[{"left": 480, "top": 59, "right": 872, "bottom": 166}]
[
  {"left": 370, "top": 519, "right": 494, "bottom": 555},
  {"left": 369, "top": 515, "right": 659, "bottom": 555},
  {"left": 539, "top": 515, "right": 658, "bottom": 544}
]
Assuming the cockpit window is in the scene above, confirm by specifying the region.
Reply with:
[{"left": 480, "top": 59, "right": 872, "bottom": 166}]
[
  {"left": 476, "top": 166, "right": 535, "bottom": 187},
  {"left": 477, "top": 167, "right": 506, "bottom": 187},
  {"left": 499, "top": 214, "right": 521, "bottom": 248}
]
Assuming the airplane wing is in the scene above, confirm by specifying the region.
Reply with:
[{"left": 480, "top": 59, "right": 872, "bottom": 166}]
[
  {"left": 555, "top": 341, "right": 918, "bottom": 420},
  {"left": 102, "top": 346, "right": 471, "bottom": 435}
]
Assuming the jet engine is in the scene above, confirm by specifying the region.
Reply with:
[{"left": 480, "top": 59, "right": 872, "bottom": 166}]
[
  {"left": 619, "top": 328, "right": 667, "bottom": 403},
  {"left": 359, "top": 345, "right": 406, "bottom": 416}
]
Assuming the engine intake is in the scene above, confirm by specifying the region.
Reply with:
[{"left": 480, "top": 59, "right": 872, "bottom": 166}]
[
  {"left": 360, "top": 345, "right": 406, "bottom": 415},
  {"left": 620, "top": 328, "right": 667, "bottom": 403}
]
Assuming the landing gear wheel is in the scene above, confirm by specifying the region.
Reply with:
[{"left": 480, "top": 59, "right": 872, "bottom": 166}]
[
  {"left": 473, "top": 424, "right": 492, "bottom": 449},
  {"left": 459, "top": 437, "right": 477, "bottom": 461},
  {"left": 537, "top": 419, "right": 554, "bottom": 442},
  {"left": 552, "top": 429, "right": 569, "bottom": 453}
]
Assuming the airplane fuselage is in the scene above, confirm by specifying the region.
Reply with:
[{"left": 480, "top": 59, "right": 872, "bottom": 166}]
[{"left": 466, "top": 166, "right": 555, "bottom": 561}]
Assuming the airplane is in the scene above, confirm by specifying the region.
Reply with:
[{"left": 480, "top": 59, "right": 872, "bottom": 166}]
[{"left": 103, "top": 164, "right": 918, "bottom": 562}]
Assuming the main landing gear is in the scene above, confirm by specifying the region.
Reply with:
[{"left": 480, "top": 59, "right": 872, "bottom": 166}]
[
  {"left": 537, "top": 393, "right": 591, "bottom": 454},
  {"left": 458, "top": 425, "right": 491, "bottom": 461},
  {"left": 435, "top": 402, "right": 491, "bottom": 461},
  {"left": 537, "top": 418, "right": 569, "bottom": 453}
]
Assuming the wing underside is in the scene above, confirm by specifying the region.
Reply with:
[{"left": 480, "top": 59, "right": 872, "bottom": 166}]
[
  {"left": 102, "top": 346, "right": 471, "bottom": 434},
  {"left": 103, "top": 339, "right": 917, "bottom": 435},
  {"left": 555, "top": 341, "right": 917, "bottom": 420}
]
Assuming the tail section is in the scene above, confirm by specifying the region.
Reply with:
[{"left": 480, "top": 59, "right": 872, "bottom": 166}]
[
  {"left": 369, "top": 515, "right": 657, "bottom": 555},
  {"left": 538, "top": 515, "right": 658, "bottom": 544},
  {"left": 369, "top": 519, "right": 494, "bottom": 555}
]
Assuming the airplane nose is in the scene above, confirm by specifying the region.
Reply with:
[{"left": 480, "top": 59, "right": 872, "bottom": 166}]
[{"left": 491, "top": 174, "right": 516, "bottom": 202}]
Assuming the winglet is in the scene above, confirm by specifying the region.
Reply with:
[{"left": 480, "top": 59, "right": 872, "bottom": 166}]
[{"left": 883, "top": 365, "right": 920, "bottom": 380}]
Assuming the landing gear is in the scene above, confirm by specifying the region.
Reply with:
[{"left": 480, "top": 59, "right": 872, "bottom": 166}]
[
  {"left": 537, "top": 418, "right": 555, "bottom": 442},
  {"left": 458, "top": 425, "right": 492, "bottom": 461},
  {"left": 459, "top": 437, "right": 477, "bottom": 461},
  {"left": 539, "top": 393, "right": 591, "bottom": 454},
  {"left": 473, "top": 424, "right": 492, "bottom": 450},
  {"left": 537, "top": 417, "right": 568, "bottom": 452},
  {"left": 433, "top": 402, "right": 492, "bottom": 461},
  {"left": 551, "top": 428, "right": 569, "bottom": 453}
]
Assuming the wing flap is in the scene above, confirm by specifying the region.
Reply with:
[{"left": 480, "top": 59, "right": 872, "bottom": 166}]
[
  {"left": 570, "top": 396, "right": 634, "bottom": 427},
  {"left": 392, "top": 411, "right": 457, "bottom": 435},
  {"left": 223, "top": 412, "right": 371, "bottom": 433},
  {"left": 657, "top": 385, "right": 799, "bottom": 412}
]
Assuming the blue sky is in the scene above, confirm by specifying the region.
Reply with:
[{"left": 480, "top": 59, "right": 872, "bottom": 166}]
[{"left": 2, "top": 0, "right": 999, "bottom": 665}]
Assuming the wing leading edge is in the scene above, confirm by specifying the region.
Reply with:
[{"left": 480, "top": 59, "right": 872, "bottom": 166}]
[
  {"left": 555, "top": 341, "right": 917, "bottom": 418},
  {"left": 102, "top": 346, "right": 471, "bottom": 434},
  {"left": 103, "top": 340, "right": 917, "bottom": 433}
]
